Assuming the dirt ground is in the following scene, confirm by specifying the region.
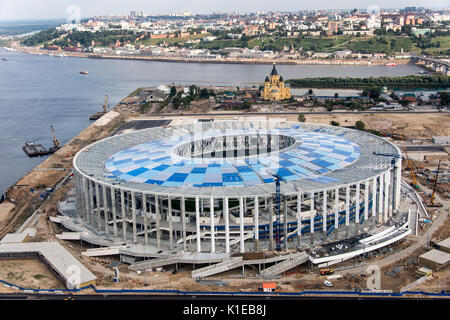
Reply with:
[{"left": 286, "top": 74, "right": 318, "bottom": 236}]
[
  {"left": 0, "top": 259, "right": 64, "bottom": 290},
  {"left": 283, "top": 112, "right": 450, "bottom": 139}
]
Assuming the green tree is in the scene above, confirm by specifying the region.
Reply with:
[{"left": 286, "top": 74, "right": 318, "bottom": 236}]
[
  {"left": 170, "top": 86, "right": 177, "bottom": 97},
  {"left": 330, "top": 120, "right": 340, "bottom": 126},
  {"left": 308, "top": 89, "right": 314, "bottom": 95},
  {"left": 172, "top": 96, "right": 181, "bottom": 109},
  {"left": 199, "top": 88, "right": 209, "bottom": 99},
  {"left": 355, "top": 120, "right": 365, "bottom": 131},
  {"left": 438, "top": 92, "right": 449, "bottom": 106},
  {"left": 298, "top": 114, "right": 306, "bottom": 122},
  {"left": 242, "top": 101, "right": 252, "bottom": 109}
]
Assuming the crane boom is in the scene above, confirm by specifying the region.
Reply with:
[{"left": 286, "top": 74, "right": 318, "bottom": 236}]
[
  {"left": 104, "top": 95, "right": 108, "bottom": 113},
  {"left": 429, "top": 160, "right": 441, "bottom": 206},
  {"left": 399, "top": 132, "right": 419, "bottom": 188},
  {"left": 50, "top": 125, "right": 60, "bottom": 149}
]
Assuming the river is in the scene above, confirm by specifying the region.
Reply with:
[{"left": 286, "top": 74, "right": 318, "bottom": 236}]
[{"left": 0, "top": 47, "right": 424, "bottom": 195}]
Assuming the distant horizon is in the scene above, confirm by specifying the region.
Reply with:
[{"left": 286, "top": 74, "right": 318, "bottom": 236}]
[{"left": 0, "top": 0, "right": 449, "bottom": 22}]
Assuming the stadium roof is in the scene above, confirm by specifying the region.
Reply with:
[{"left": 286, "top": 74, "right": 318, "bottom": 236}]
[{"left": 74, "top": 120, "right": 400, "bottom": 198}]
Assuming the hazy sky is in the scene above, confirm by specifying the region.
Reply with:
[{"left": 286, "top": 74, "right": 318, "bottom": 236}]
[{"left": 0, "top": 0, "right": 448, "bottom": 21}]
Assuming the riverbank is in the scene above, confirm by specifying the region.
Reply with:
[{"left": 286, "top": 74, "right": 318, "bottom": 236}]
[{"left": 6, "top": 42, "right": 412, "bottom": 66}]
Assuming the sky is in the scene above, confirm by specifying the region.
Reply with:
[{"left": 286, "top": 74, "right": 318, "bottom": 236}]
[{"left": 0, "top": 0, "right": 448, "bottom": 21}]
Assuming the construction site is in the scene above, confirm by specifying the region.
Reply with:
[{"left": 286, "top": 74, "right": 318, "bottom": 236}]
[{"left": 0, "top": 87, "right": 448, "bottom": 297}]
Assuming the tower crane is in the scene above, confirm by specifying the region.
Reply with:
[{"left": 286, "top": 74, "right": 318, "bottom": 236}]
[
  {"left": 399, "top": 132, "right": 419, "bottom": 189},
  {"left": 429, "top": 160, "right": 442, "bottom": 208}
]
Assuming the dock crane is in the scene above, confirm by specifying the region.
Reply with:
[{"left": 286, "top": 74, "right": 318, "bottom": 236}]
[
  {"left": 103, "top": 94, "right": 108, "bottom": 113},
  {"left": 89, "top": 95, "right": 109, "bottom": 120},
  {"left": 428, "top": 160, "right": 443, "bottom": 208},
  {"left": 50, "top": 125, "right": 60, "bottom": 150}
]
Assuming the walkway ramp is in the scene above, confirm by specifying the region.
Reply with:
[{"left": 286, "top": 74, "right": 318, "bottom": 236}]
[
  {"left": 259, "top": 252, "right": 308, "bottom": 278},
  {"left": 56, "top": 232, "right": 86, "bottom": 240},
  {"left": 129, "top": 255, "right": 179, "bottom": 271},
  {"left": 191, "top": 257, "right": 243, "bottom": 279},
  {"left": 229, "top": 231, "right": 254, "bottom": 246},
  {"left": 81, "top": 245, "right": 127, "bottom": 257}
]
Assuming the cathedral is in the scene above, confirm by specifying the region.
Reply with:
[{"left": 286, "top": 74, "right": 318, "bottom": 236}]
[{"left": 261, "top": 63, "right": 291, "bottom": 101}]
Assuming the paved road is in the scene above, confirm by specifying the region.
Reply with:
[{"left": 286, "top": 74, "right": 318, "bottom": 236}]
[{"left": 138, "top": 110, "right": 449, "bottom": 117}]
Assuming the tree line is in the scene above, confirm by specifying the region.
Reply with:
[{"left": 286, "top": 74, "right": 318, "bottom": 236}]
[{"left": 287, "top": 75, "right": 450, "bottom": 89}]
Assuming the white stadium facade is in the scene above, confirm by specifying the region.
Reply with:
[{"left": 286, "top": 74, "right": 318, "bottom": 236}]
[{"left": 69, "top": 119, "right": 406, "bottom": 262}]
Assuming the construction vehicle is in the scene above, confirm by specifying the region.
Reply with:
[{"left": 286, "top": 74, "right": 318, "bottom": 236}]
[
  {"left": 399, "top": 132, "right": 419, "bottom": 189},
  {"left": 320, "top": 268, "right": 335, "bottom": 275},
  {"left": 89, "top": 95, "right": 108, "bottom": 120},
  {"left": 428, "top": 160, "right": 443, "bottom": 208}
]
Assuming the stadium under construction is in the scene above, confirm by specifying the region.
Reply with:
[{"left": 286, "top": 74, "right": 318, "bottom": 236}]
[{"left": 51, "top": 119, "right": 414, "bottom": 275}]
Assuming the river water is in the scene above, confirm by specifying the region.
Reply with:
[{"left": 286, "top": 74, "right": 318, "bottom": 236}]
[{"left": 0, "top": 48, "right": 424, "bottom": 195}]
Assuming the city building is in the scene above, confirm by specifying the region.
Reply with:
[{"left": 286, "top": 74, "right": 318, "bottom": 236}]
[{"left": 261, "top": 64, "right": 291, "bottom": 101}]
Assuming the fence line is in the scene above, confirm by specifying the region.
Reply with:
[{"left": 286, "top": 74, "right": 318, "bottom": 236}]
[{"left": 0, "top": 278, "right": 448, "bottom": 297}]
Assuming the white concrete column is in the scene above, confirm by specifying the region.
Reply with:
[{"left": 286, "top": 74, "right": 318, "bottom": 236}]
[
  {"left": 334, "top": 188, "right": 339, "bottom": 230},
  {"left": 83, "top": 177, "right": 91, "bottom": 224},
  {"left": 395, "top": 158, "right": 402, "bottom": 211},
  {"left": 110, "top": 188, "right": 117, "bottom": 237},
  {"left": 102, "top": 185, "right": 109, "bottom": 234},
  {"left": 195, "top": 197, "right": 201, "bottom": 253},
  {"left": 322, "top": 190, "right": 327, "bottom": 232},
  {"left": 89, "top": 182, "right": 96, "bottom": 225},
  {"left": 154, "top": 194, "right": 160, "bottom": 248},
  {"left": 168, "top": 196, "right": 173, "bottom": 250},
  {"left": 131, "top": 191, "right": 137, "bottom": 244},
  {"left": 254, "top": 196, "right": 259, "bottom": 248},
  {"left": 181, "top": 196, "right": 186, "bottom": 251},
  {"left": 355, "top": 183, "right": 360, "bottom": 224},
  {"left": 372, "top": 178, "right": 377, "bottom": 219},
  {"left": 210, "top": 196, "right": 215, "bottom": 254},
  {"left": 364, "top": 181, "right": 369, "bottom": 222},
  {"left": 297, "top": 193, "right": 302, "bottom": 246},
  {"left": 345, "top": 185, "right": 350, "bottom": 226},
  {"left": 95, "top": 183, "right": 101, "bottom": 230},
  {"left": 283, "top": 196, "right": 288, "bottom": 250},
  {"left": 384, "top": 171, "right": 390, "bottom": 220},
  {"left": 239, "top": 196, "right": 245, "bottom": 253},
  {"left": 224, "top": 197, "right": 230, "bottom": 254},
  {"left": 269, "top": 198, "right": 274, "bottom": 250},
  {"left": 378, "top": 175, "right": 384, "bottom": 224},
  {"left": 142, "top": 193, "right": 148, "bottom": 245},
  {"left": 310, "top": 192, "right": 315, "bottom": 234},
  {"left": 120, "top": 190, "right": 126, "bottom": 241}
]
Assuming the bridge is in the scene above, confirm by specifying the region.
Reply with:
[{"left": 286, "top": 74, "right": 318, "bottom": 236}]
[{"left": 411, "top": 55, "right": 450, "bottom": 76}]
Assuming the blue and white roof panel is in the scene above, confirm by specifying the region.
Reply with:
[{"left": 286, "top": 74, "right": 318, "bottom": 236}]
[{"left": 104, "top": 126, "right": 361, "bottom": 188}]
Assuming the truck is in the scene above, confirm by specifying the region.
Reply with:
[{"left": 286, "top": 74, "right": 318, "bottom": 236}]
[{"left": 320, "top": 268, "right": 335, "bottom": 276}]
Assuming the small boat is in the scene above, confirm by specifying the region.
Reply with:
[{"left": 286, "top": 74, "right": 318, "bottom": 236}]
[
  {"left": 1, "top": 58, "right": 8, "bottom": 61},
  {"left": 80, "top": 70, "right": 88, "bottom": 75},
  {"left": 384, "top": 63, "right": 396, "bottom": 66}
]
